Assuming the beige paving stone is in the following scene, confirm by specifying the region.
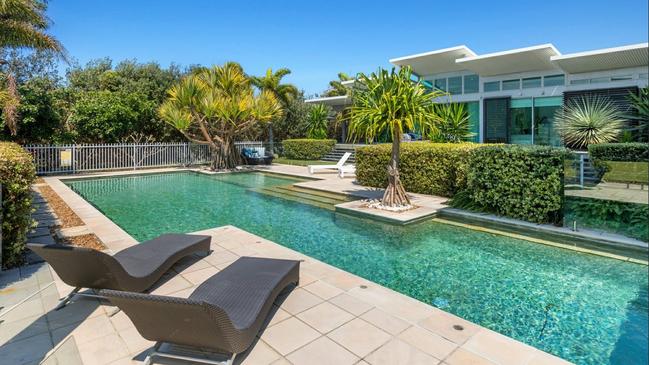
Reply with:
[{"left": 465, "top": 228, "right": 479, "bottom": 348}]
[
  {"left": 204, "top": 250, "right": 239, "bottom": 266},
  {"left": 297, "top": 302, "right": 355, "bottom": 334},
  {"left": 364, "top": 338, "right": 440, "bottom": 365},
  {"left": 287, "top": 336, "right": 358, "bottom": 365},
  {"left": 265, "top": 306, "right": 292, "bottom": 328},
  {"left": 239, "top": 340, "right": 282, "bottom": 365},
  {"left": 297, "top": 271, "right": 318, "bottom": 287},
  {"left": 261, "top": 317, "right": 320, "bottom": 356},
  {"left": 398, "top": 326, "right": 457, "bottom": 360},
  {"left": 462, "top": 329, "right": 537, "bottom": 365},
  {"left": 78, "top": 333, "right": 130, "bottom": 365},
  {"left": 269, "top": 359, "right": 292, "bottom": 365},
  {"left": 0, "top": 332, "right": 53, "bottom": 365},
  {"left": 527, "top": 350, "right": 573, "bottom": 365},
  {"left": 181, "top": 266, "right": 220, "bottom": 285},
  {"left": 46, "top": 298, "right": 104, "bottom": 330},
  {"left": 328, "top": 318, "right": 391, "bottom": 358},
  {"left": 321, "top": 271, "right": 368, "bottom": 291},
  {"left": 277, "top": 288, "right": 323, "bottom": 315},
  {"left": 109, "top": 310, "right": 134, "bottom": 332},
  {"left": 57, "top": 315, "right": 115, "bottom": 345},
  {"left": 119, "top": 327, "right": 154, "bottom": 355},
  {"left": 303, "top": 280, "right": 344, "bottom": 300},
  {"left": 360, "top": 308, "right": 410, "bottom": 335},
  {"left": 0, "top": 314, "right": 49, "bottom": 345},
  {"left": 444, "top": 347, "right": 496, "bottom": 365},
  {"left": 171, "top": 255, "right": 212, "bottom": 274},
  {"left": 0, "top": 296, "right": 44, "bottom": 324},
  {"left": 418, "top": 309, "right": 481, "bottom": 344},
  {"left": 149, "top": 274, "right": 193, "bottom": 296},
  {"left": 329, "top": 293, "right": 373, "bottom": 316}
]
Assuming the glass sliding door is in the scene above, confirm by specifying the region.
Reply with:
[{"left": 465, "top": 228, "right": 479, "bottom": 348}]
[
  {"left": 509, "top": 98, "right": 533, "bottom": 144},
  {"left": 484, "top": 98, "right": 510, "bottom": 143},
  {"left": 464, "top": 101, "right": 480, "bottom": 142},
  {"left": 533, "top": 97, "right": 562, "bottom": 146}
]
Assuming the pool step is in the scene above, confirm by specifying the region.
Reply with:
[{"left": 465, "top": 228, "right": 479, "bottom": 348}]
[
  {"left": 272, "top": 185, "right": 351, "bottom": 203},
  {"left": 251, "top": 187, "right": 337, "bottom": 210}
]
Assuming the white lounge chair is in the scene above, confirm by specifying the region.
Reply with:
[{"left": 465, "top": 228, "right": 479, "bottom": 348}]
[
  {"left": 308, "top": 152, "right": 352, "bottom": 174},
  {"left": 338, "top": 165, "right": 356, "bottom": 178}
]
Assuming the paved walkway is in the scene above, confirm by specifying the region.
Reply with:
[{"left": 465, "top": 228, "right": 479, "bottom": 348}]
[
  {"left": 0, "top": 167, "right": 571, "bottom": 365},
  {"left": 566, "top": 182, "right": 648, "bottom": 205}
]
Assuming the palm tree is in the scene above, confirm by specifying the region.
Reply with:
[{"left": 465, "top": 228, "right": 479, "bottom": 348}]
[
  {"left": 323, "top": 72, "right": 352, "bottom": 97},
  {"left": 159, "top": 62, "right": 283, "bottom": 170},
  {"left": 250, "top": 68, "right": 298, "bottom": 105},
  {"left": 1, "top": 0, "right": 65, "bottom": 135},
  {"left": 554, "top": 96, "right": 625, "bottom": 149},
  {"left": 349, "top": 66, "right": 444, "bottom": 207}
]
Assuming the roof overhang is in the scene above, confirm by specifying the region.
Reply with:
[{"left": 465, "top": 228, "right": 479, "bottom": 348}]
[
  {"left": 389, "top": 45, "right": 477, "bottom": 76},
  {"left": 305, "top": 95, "right": 351, "bottom": 106},
  {"left": 455, "top": 44, "right": 561, "bottom": 76},
  {"left": 551, "top": 43, "right": 649, "bottom": 74}
]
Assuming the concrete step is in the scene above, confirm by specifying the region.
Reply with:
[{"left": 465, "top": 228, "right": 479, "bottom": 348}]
[
  {"left": 249, "top": 186, "right": 340, "bottom": 210},
  {"left": 264, "top": 186, "right": 345, "bottom": 205},
  {"left": 275, "top": 185, "right": 350, "bottom": 203}
]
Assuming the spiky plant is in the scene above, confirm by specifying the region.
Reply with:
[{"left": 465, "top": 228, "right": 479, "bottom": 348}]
[
  {"left": 306, "top": 103, "right": 330, "bottom": 139},
  {"left": 349, "top": 66, "right": 444, "bottom": 207},
  {"left": 554, "top": 96, "right": 625, "bottom": 149},
  {"left": 627, "top": 87, "right": 649, "bottom": 141},
  {"left": 430, "top": 102, "right": 474, "bottom": 143},
  {"left": 159, "top": 62, "right": 283, "bottom": 170}
]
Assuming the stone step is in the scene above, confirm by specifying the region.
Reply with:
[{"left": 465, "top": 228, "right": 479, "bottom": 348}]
[
  {"left": 274, "top": 185, "right": 350, "bottom": 203},
  {"left": 250, "top": 188, "right": 335, "bottom": 211},
  {"left": 262, "top": 186, "right": 345, "bottom": 205}
]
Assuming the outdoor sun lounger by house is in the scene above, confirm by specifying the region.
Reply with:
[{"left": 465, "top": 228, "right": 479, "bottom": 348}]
[
  {"left": 27, "top": 233, "right": 211, "bottom": 310},
  {"left": 101, "top": 256, "right": 300, "bottom": 365},
  {"left": 308, "top": 152, "right": 352, "bottom": 174},
  {"left": 338, "top": 165, "right": 356, "bottom": 178}
]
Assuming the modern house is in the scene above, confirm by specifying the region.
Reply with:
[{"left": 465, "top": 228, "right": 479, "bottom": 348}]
[{"left": 308, "top": 43, "right": 648, "bottom": 145}]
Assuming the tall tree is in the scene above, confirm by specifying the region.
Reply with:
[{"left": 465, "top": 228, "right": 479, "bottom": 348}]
[
  {"left": 250, "top": 68, "right": 298, "bottom": 105},
  {"left": 0, "top": 0, "right": 65, "bottom": 135},
  {"left": 349, "top": 66, "right": 444, "bottom": 207},
  {"left": 159, "top": 62, "right": 283, "bottom": 169}
]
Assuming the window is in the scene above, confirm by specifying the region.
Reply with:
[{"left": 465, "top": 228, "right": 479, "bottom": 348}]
[
  {"left": 522, "top": 77, "right": 542, "bottom": 89},
  {"left": 434, "top": 78, "right": 447, "bottom": 91},
  {"left": 463, "top": 74, "right": 479, "bottom": 94},
  {"left": 448, "top": 76, "right": 462, "bottom": 94},
  {"left": 502, "top": 79, "right": 520, "bottom": 91},
  {"left": 464, "top": 101, "right": 480, "bottom": 142},
  {"left": 543, "top": 74, "right": 565, "bottom": 87},
  {"left": 641, "top": 73, "right": 649, "bottom": 79},
  {"left": 590, "top": 77, "right": 609, "bottom": 84},
  {"left": 570, "top": 79, "right": 589, "bottom": 85},
  {"left": 533, "top": 97, "right": 563, "bottom": 146},
  {"left": 484, "top": 81, "right": 500, "bottom": 92}
]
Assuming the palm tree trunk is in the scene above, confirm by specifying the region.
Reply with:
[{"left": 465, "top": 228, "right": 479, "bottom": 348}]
[
  {"left": 211, "top": 138, "right": 240, "bottom": 170},
  {"left": 2, "top": 73, "right": 19, "bottom": 136},
  {"left": 381, "top": 131, "right": 411, "bottom": 207}
]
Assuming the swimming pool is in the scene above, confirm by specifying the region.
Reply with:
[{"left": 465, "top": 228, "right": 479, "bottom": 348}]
[{"left": 66, "top": 171, "right": 648, "bottom": 365}]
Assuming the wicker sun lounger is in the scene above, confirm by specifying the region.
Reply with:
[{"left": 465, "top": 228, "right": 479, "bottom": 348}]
[
  {"left": 27, "top": 233, "right": 211, "bottom": 310},
  {"left": 101, "top": 256, "right": 300, "bottom": 365}
]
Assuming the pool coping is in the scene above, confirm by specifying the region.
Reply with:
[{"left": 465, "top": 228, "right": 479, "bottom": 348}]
[{"left": 40, "top": 167, "right": 573, "bottom": 365}]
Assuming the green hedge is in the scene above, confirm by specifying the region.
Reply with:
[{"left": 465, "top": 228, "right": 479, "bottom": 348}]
[
  {"left": 588, "top": 143, "right": 649, "bottom": 162},
  {"left": 564, "top": 196, "right": 648, "bottom": 242},
  {"left": 282, "top": 139, "right": 336, "bottom": 160},
  {"left": 1, "top": 142, "right": 36, "bottom": 268},
  {"left": 462, "top": 145, "right": 567, "bottom": 224},
  {"left": 355, "top": 142, "right": 481, "bottom": 197},
  {"left": 588, "top": 143, "right": 649, "bottom": 184}
]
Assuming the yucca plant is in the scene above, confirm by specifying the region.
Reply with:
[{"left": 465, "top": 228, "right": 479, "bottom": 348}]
[
  {"left": 430, "top": 102, "right": 474, "bottom": 143},
  {"left": 554, "top": 96, "right": 625, "bottom": 149},
  {"left": 159, "top": 62, "right": 283, "bottom": 170},
  {"left": 349, "top": 66, "right": 444, "bottom": 207},
  {"left": 306, "top": 103, "right": 330, "bottom": 139},
  {"left": 627, "top": 87, "right": 649, "bottom": 141}
]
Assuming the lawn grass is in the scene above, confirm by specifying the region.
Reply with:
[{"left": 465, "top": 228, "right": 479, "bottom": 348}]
[
  {"left": 603, "top": 161, "right": 648, "bottom": 184},
  {"left": 273, "top": 157, "right": 324, "bottom": 166}
]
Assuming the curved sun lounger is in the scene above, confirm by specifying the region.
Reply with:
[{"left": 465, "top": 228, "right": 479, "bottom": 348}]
[
  {"left": 308, "top": 152, "right": 352, "bottom": 174},
  {"left": 27, "top": 233, "right": 211, "bottom": 309},
  {"left": 101, "top": 256, "right": 300, "bottom": 365}
]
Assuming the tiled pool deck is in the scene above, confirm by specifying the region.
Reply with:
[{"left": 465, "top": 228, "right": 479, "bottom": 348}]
[{"left": 0, "top": 167, "right": 572, "bottom": 365}]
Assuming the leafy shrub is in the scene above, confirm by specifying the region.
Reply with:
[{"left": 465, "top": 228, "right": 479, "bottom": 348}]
[
  {"left": 430, "top": 103, "right": 474, "bottom": 143},
  {"left": 306, "top": 104, "right": 330, "bottom": 139},
  {"left": 282, "top": 139, "right": 336, "bottom": 160},
  {"left": 462, "top": 145, "right": 567, "bottom": 224},
  {"left": 0, "top": 142, "right": 36, "bottom": 268},
  {"left": 355, "top": 142, "right": 481, "bottom": 197},
  {"left": 564, "top": 196, "right": 648, "bottom": 242},
  {"left": 588, "top": 143, "right": 649, "bottom": 162}
]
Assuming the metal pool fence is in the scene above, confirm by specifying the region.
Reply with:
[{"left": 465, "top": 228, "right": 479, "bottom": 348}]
[{"left": 23, "top": 142, "right": 275, "bottom": 175}]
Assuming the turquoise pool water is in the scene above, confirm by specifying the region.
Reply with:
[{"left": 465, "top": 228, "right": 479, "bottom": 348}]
[{"left": 66, "top": 172, "right": 648, "bottom": 365}]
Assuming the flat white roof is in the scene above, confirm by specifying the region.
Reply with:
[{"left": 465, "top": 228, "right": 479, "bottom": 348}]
[
  {"left": 551, "top": 43, "right": 648, "bottom": 73},
  {"left": 305, "top": 95, "right": 351, "bottom": 106},
  {"left": 455, "top": 44, "right": 561, "bottom": 76},
  {"left": 389, "top": 45, "right": 477, "bottom": 75}
]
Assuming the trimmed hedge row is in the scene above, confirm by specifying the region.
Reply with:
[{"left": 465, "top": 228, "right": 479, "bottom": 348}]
[
  {"left": 588, "top": 143, "right": 649, "bottom": 162},
  {"left": 282, "top": 139, "right": 336, "bottom": 160},
  {"left": 464, "top": 145, "right": 567, "bottom": 224},
  {"left": 1, "top": 142, "right": 36, "bottom": 268},
  {"left": 355, "top": 142, "right": 482, "bottom": 197}
]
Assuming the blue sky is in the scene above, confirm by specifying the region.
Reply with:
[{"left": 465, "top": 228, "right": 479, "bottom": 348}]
[{"left": 48, "top": 0, "right": 648, "bottom": 96}]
